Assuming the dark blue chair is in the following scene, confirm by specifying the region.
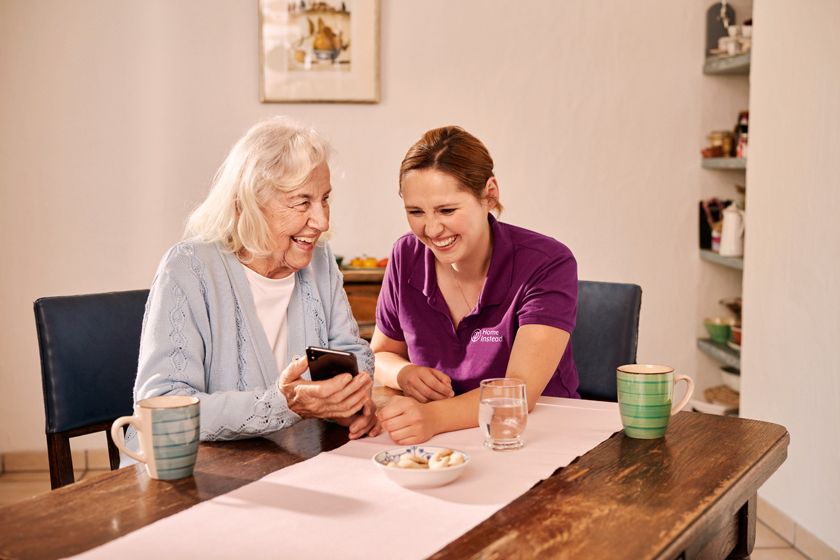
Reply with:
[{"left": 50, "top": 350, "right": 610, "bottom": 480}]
[
  {"left": 34, "top": 290, "right": 148, "bottom": 488},
  {"left": 572, "top": 281, "right": 642, "bottom": 401}
]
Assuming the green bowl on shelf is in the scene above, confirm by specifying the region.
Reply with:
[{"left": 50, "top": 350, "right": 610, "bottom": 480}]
[{"left": 704, "top": 318, "right": 734, "bottom": 344}]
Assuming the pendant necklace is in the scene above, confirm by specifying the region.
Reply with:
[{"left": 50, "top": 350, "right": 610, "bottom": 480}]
[{"left": 450, "top": 265, "right": 483, "bottom": 315}]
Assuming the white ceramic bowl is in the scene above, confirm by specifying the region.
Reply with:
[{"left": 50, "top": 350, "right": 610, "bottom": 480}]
[
  {"left": 372, "top": 446, "right": 470, "bottom": 489},
  {"left": 720, "top": 367, "right": 741, "bottom": 392}
]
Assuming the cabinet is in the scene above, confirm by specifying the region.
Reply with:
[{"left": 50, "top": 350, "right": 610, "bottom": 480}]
[
  {"left": 695, "top": 49, "right": 750, "bottom": 415},
  {"left": 342, "top": 268, "right": 384, "bottom": 340}
]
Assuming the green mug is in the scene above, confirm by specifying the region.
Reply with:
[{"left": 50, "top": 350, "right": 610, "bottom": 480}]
[{"left": 617, "top": 364, "right": 694, "bottom": 439}]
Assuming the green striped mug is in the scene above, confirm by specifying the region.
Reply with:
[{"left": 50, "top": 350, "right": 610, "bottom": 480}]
[
  {"left": 112, "top": 396, "right": 200, "bottom": 480},
  {"left": 617, "top": 365, "right": 694, "bottom": 439}
]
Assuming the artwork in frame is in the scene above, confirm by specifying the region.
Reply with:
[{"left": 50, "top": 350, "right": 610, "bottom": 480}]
[{"left": 259, "top": 0, "right": 380, "bottom": 103}]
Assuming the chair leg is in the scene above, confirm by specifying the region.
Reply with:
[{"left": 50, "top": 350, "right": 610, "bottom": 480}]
[
  {"left": 46, "top": 432, "right": 75, "bottom": 489},
  {"left": 105, "top": 426, "right": 122, "bottom": 470}
]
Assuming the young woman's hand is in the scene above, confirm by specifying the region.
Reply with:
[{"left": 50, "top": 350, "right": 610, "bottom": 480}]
[
  {"left": 396, "top": 365, "right": 454, "bottom": 403},
  {"left": 331, "top": 400, "right": 382, "bottom": 439},
  {"left": 377, "top": 395, "right": 440, "bottom": 445},
  {"left": 279, "top": 356, "right": 372, "bottom": 419}
]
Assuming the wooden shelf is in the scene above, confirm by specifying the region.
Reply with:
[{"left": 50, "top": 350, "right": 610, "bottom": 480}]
[
  {"left": 697, "top": 338, "right": 740, "bottom": 370},
  {"left": 703, "top": 52, "right": 751, "bottom": 75},
  {"left": 341, "top": 268, "right": 385, "bottom": 282},
  {"left": 700, "top": 249, "right": 744, "bottom": 270},
  {"left": 699, "top": 43, "right": 749, "bottom": 405},
  {"left": 701, "top": 157, "right": 747, "bottom": 170}
]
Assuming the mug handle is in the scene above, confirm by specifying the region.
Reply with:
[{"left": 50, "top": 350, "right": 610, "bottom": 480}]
[
  {"left": 670, "top": 374, "right": 695, "bottom": 415},
  {"left": 111, "top": 415, "right": 146, "bottom": 463}
]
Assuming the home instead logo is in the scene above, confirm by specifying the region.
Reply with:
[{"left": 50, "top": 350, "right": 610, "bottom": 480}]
[{"left": 470, "top": 328, "right": 504, "bottom": 343}]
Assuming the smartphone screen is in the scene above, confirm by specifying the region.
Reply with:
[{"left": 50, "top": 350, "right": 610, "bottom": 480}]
[{"left": 306, "top": 346, "right": 359, "bottom": 381}]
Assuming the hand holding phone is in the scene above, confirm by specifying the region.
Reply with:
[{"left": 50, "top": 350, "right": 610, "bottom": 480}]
[{"left": 306, "top": 346, "right": 359, "bottom": 382}]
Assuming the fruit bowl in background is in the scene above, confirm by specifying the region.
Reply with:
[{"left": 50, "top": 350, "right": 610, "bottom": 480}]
[{"left": 345, "top": 255, "right": 388, "bottom": 269}]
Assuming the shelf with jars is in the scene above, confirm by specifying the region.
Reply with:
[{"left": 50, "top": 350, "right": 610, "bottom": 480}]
[{"left": 692, "top": 2, "right": 751, "bottom": 417}]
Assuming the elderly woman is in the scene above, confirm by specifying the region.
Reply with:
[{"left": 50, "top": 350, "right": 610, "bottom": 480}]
[{"left": 131, "top": 117, "right": 378, "bottom": 444}]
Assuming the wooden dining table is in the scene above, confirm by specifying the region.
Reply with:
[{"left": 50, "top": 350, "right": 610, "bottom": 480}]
[{"left": 0, "top": 401, "right": 788, "bottom": 560}]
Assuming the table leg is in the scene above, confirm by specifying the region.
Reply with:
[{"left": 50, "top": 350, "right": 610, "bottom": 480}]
[{"left": 727, "top": 494, "right": 757, "bottom": 559}]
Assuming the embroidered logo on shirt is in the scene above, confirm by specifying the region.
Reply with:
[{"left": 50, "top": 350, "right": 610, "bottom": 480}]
[{"left": 470, "top": 328, "right": 504, "bottom": 343}]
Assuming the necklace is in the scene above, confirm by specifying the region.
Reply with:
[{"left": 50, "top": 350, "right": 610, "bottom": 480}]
[{"left": 450, "top": 265, "right": 483, "bottom": 315}]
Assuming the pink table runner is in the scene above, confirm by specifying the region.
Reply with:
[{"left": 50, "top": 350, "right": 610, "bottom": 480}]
[{"left": 71, "top": 398, "right": 621, "bottom": 560}]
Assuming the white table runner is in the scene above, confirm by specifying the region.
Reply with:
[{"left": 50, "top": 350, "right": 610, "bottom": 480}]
[{"left": 71, "top": 398, "right": 621, "bottom": 560}]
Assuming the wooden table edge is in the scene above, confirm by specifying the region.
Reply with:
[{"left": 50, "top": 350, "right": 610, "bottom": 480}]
[{"left": 658, "top": 423, "right": 790, "bottom": 559}]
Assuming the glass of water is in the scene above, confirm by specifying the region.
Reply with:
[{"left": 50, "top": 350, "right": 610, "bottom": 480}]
[{"left": 478, "top": 378, "right": 528, "bottom": 451}]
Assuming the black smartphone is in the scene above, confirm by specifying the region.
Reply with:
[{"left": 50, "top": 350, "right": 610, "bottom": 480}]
[{"left": 306, "top": 346, "right": 359, "bottom": 381}]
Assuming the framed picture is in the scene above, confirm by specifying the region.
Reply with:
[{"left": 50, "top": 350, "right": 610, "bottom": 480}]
[{"left": 259, "top": 0, "right": 380, "bottom": 103}]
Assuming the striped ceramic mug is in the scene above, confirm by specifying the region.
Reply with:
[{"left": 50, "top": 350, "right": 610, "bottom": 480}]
[
  {"left": 617, "top": 365, "right": 694, "bottom": 439},
  {"left": 111, "top": 396, "right": 200, "bottom": 480}
]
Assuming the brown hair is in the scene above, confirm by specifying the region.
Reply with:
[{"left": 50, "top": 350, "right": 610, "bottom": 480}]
[{"left": 399, "top": 126, "right": 503, "bottom": 213}]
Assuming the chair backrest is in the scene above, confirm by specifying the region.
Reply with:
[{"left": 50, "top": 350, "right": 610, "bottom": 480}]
[
  {"left": 572, "top": 281, "right": 642, "bottom": 402},
  {"left": 34, "top": 289, "right": 149, "bottom": 488}
]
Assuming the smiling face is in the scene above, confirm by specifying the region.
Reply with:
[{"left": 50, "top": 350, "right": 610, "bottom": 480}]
[
  {"left": 400, "top": 168, "right": 495, "bottom": 268},
  {"left": 255, "top": 162, "right": 331, "bottom": 278}
]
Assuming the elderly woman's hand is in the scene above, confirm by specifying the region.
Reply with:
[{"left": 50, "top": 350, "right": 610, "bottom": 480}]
[
  {"left": 278, "top": 356, "right": 373, "bottom": 419},
  {"left": 331, "top": 400, "right": 382, "bottom": 439}
]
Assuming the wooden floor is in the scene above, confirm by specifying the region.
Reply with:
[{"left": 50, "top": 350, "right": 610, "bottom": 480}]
[{"left": 0, "top": 467, "right": 808, "bottom": 559}]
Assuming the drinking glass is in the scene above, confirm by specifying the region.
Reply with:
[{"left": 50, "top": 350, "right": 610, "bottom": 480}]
[{"left": 478, "top": 378, "right": 528, "bottom": 450}]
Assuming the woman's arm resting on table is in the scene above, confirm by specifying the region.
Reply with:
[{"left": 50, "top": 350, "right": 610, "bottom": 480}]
[
  {"left": 378, "top": 324, "right": 569, "bottom": 444},
  {"left": 505, "top": 324, "right": 570, "bottom": 412},
  {"left": 371, "top": 327, "right": 453, "bottom": 402}
]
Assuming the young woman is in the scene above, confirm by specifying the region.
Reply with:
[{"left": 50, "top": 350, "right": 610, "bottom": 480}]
[{"left": 373, "top": 126, "right": 579, "bottom": 445}]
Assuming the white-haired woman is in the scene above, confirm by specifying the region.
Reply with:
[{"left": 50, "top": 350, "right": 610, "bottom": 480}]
[{"left": 131, "top": 117, "right": 378, "bottom": 443}]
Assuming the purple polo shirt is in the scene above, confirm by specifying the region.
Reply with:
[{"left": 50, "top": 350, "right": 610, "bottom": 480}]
[{"left": 376, "top": 215, "right": 579, "bottom": 398}]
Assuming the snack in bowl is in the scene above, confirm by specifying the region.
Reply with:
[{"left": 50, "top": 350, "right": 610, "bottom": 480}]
[{"left": 373, "top": 446, "right": 470, "bottom": 488}]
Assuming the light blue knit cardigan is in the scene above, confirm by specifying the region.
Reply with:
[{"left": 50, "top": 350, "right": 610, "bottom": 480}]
[{"left": 132, "top": 240, "right": 374, "bottom": 441}]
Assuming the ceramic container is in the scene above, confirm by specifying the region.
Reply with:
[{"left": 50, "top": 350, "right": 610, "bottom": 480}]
[
  {"left": 704, "top": 317, "right": 734, "bottom": 344},
  {"left": 720, "top": 366, "right": 741, "bottom": 392},
  {"left": 373, "top": 446, "right": 470, "bottom": 489}
]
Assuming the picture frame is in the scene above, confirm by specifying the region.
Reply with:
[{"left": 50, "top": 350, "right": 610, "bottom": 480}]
[{"left": 259, "top": 0, "right": 380, "bottom": 103}]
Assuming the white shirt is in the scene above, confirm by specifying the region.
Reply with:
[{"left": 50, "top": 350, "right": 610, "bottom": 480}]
[{"left": 241, "top": 263, "right": 296, "bottom": 374}]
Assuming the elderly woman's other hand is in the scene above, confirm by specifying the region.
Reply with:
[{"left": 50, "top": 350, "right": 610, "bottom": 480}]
[
  {"left": 332, "top": 400, "right": 381, "bottom": 439},
  {"left": 279, "top": 356, "right": 373, "bottom": 419}
]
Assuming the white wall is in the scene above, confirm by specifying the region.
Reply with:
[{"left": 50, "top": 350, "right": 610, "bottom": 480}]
[{"left": 741, "top": 0, "right": 840, "bottom": 551}]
